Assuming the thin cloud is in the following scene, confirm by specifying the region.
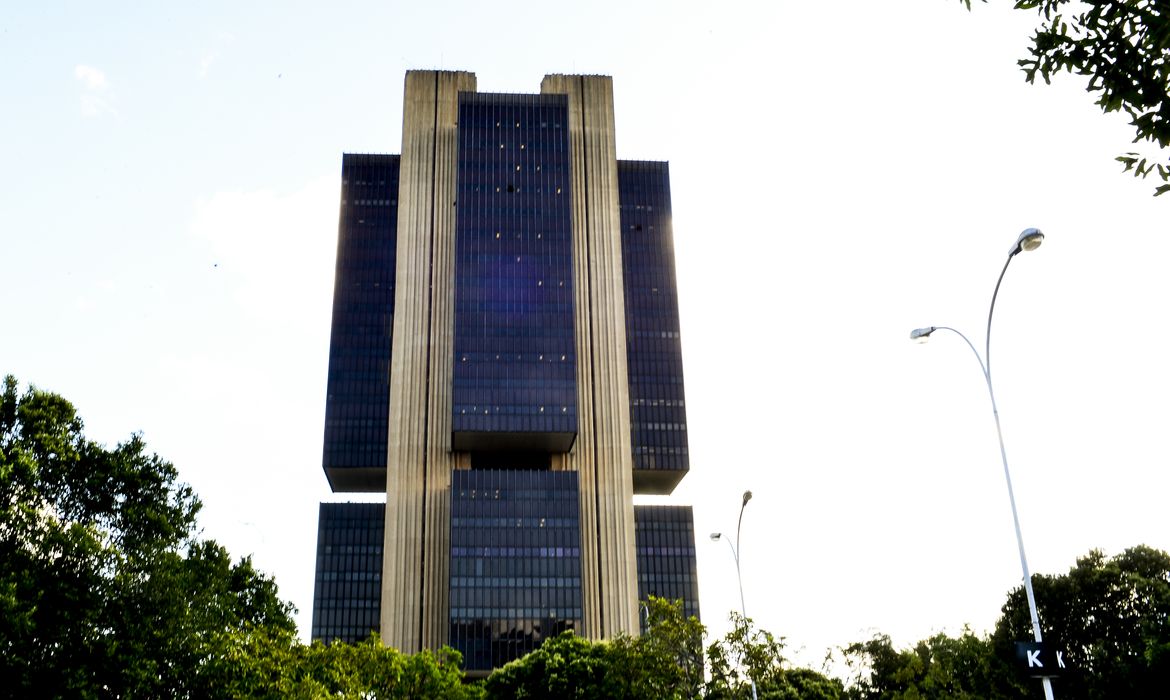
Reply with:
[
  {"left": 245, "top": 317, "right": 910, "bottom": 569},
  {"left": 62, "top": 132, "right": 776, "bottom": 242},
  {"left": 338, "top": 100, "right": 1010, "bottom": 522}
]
[
  {"left": 199, "top": 51, "right": 218, "bottom": 78},
  {"left": 198, "top": 31, "right": 235, "bottom": 78},
  {"left": 74, "top": 64, "right": 108, "bottom": 90},
  {"left": 74, "top": 64, "right": 115, "bottom": 117}
]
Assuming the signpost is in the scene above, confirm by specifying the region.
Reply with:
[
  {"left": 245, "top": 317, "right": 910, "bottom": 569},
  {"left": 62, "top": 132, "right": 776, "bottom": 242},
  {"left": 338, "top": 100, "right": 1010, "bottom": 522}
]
[{"left": 1015, "top": 642, "right": 1071, "bottom": 679}]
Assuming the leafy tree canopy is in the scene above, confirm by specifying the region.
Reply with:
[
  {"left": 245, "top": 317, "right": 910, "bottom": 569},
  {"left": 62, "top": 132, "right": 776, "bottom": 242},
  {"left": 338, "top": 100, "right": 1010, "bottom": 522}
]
[
  {"left": 707, "top": 611, "right": 843, "bottom": 700},
  {"left": 0, "top": 375, "right": 295, "bottom": 698},
  {"left": 961, "top": 1, "right": 1170, "bottom": 194},
  {"left": 1, "top": 374, "right": 483, "bottom": 698},
  {"left": 629, "top": 595, "right": 707, "bottom": 698},
  {"left": 482, "top": 597, "right": 707, "bottom": 699},
  {"left": 837, "top": 630, "right": 1018, "bottom": 700},
  {"left": 994, "top": 544, "right": 1170, "bottom": 699},
  {"left": 485, "top": 598, "right": 840, "bottom": 700},
  {"left": 840, "top": 545, "right": 1170, "bottom": 699},
  {"left": 203, "top": 629, "right": 482, "bottom": 700}
]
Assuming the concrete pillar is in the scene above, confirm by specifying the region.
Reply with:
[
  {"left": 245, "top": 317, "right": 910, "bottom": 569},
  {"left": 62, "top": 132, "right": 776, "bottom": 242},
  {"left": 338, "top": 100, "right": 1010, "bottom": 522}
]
[
  {"left": 382, "top": 69, "right": 476, "bottom": 653},
  {"left": 542, "top": 74, "right": 639, "bottom": 640}
]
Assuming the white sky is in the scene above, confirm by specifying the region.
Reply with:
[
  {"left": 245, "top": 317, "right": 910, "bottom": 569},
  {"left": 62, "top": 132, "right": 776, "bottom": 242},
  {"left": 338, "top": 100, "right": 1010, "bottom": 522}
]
[{"left": 3, "top": 0, "right": 1167, "bottom": 671}]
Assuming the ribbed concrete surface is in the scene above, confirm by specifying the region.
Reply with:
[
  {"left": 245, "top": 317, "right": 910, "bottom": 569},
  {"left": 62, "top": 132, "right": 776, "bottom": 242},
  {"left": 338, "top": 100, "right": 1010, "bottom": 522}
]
[
  {"left": 542, "top": 73, "right": 639, "bottom": 640},
  {"left": 382, "top": 70, "right": 638, "bottom": 653},
  {"left": 381, "top": 69, "right": 475, "bottom": 653}
]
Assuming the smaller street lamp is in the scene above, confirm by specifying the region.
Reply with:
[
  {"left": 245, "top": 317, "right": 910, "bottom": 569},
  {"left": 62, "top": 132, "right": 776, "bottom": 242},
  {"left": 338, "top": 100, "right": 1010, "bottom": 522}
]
[{"left": 711, "top": 489, "right": 757, "bottom": 700}]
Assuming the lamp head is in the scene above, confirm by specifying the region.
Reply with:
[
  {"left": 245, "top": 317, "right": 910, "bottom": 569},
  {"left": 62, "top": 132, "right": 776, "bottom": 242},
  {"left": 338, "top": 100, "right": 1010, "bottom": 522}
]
[
  {"left": 709, "top": 532, "right": 723, "bottom": 542},
  {"left": 742, "top": 490, "right": 753, "bottom": 506},
  {"left": 910, "top": 327, "right": 936, "bottom": 343},
  {"left": 1009, "top": 228, "right": 1044, "bottom": 256}
]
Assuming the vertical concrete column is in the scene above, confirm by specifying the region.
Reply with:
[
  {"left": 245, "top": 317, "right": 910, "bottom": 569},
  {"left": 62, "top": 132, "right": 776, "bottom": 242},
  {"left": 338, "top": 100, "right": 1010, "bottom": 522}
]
[
  {"left": 544, "top": 74, "right": 601, "bottom": 638},
  {"left": 421, "top": 70, "right": 475, "bottom": 649},
  {"left": 542, "top": 74, "right": 638, "bottom": 639},
  {"left": 382, "top": 70, "right": 475, "bottom": 653}
]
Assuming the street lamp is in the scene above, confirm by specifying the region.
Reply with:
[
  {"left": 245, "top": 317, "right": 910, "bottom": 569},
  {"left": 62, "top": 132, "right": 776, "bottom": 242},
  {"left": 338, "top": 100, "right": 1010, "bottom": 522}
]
[
  {"left": 711, "top": 489, "right": 757, "bottom": 700},
  {"left": 910, "top": 227, "right": 1054, "bottom": 700}
]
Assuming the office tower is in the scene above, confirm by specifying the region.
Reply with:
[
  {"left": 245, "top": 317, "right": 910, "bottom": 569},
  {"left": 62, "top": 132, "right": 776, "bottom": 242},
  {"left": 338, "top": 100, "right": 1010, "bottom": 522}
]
[
  {"left": 633, "top": 505, "right": 701, "bottom": 629},
  {"left": 312, "top": 503, "right": 384, "bottom": 643},
  {"left": 312, "top": 71, "right": 698, "bottom": 671}
]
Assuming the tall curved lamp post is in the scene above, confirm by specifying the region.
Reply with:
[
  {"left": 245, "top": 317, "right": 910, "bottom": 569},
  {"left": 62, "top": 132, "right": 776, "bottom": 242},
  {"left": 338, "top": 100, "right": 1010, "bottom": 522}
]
[
  {"left": 910, "top": 227, "right": 1054, "bottom": 700},
  {"left": 711, "top": 490, "right": 757, "bottom": 700}
]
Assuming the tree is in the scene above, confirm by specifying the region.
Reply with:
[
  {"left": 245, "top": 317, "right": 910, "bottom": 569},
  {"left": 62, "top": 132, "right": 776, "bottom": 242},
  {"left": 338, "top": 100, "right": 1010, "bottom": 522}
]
[
  {"left": 960, "top": 1, "right": 1170, "bottom": 194},
  {"left": 203, "top": 629, "right": 483, "bottom": 699},
  {"left": 481, "top": 597, "right": 705, "bottom": 699},
  {"left": 705, "top": 611, "right": 785, "bottom": 698},
  {"left": 0, "top": 375, "right": 296, "bottom": 698},
  {"left": 839, "top": 545, "right": 1170, "bottom": 699},
  {"left": 0, "top": 375, "right": 489, "bottom": 697},
  {"left": 837, "top": 630, "right": 1017, "bottom": 700},
  {"left": 993, "top": 544, "right": 1170, "bottom": 699},
  {"left": 482, "top": 631, "right": 614, "bottom": 699},
  {"left": 706, "top": 612, "right": 842, "bottom": 700},
  {"left": 632, "top": 596, "right": 707, "bottom": 698}
]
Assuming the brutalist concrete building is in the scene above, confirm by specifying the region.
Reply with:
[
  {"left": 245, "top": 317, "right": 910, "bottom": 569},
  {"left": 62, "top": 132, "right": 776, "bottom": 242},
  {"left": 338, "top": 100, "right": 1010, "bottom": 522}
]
[{"left": 311, "top": 71, "right": 698, "bottom": 672}]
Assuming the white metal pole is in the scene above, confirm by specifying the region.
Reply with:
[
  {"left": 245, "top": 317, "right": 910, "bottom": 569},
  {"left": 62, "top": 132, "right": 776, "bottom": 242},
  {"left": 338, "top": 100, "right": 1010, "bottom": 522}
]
[{"left": 917, "top": 234, "right": 1055, "bottom": 699}]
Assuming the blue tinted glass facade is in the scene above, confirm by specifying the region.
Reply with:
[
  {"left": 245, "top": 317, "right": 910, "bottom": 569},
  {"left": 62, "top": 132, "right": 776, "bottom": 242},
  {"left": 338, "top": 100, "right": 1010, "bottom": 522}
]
[
  {"left": 312, "top": 502, "right": 384, "bottom": 643},
  {"left": 449, "top": 469, "right": 583, "bottom": 671},
  {"left": 634, "top": 505, "right": 700, "bottom": 629},
  {"left": 322, "top": 154, "right": 399, "bottom": 491},
  {"left": 452, "top": 93, "right": 577, "bottom": 453},
  {"left": 619, "top": 161, "right": 689, "bottom": 493}
]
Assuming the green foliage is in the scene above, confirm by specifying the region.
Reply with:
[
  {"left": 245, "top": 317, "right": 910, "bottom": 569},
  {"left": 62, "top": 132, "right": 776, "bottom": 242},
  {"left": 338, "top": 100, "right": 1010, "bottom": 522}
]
[
  {"left": 205, "top": 629, "right": 482, "bottom": 699},
  {"left": 782, "top": 667, "right": 848, "bottom": 700},
  {"left": 0, "top": 375, "right": 295, "bottom": 698},
  {"left": 993, "top": 545, "right": 1170, "bottom": 699},
  {"left": 484, "top": 599, "right": 839, "bottom": 699},
  {"left": 841, "top": 545, "right": 1170, "bottom": 699},
  {"left": 960, "top": 1, "right": 1170, "bottom": 194},
  {"left": 483, "top": 631, "right": 613, "bottom": 699},
  {"left": 0, "top": 374, "right": 487, "bottom": 697},
  {"left": 706, "top": 611, "right": 842, "bottom": 700},
  {"left": 706, "top": 611, "right": 785, "bottom": 697},
  {"left": 837, "top": 630, "right": 1018, "bottom": 700},
  {"left": 482, "top": 597, "right": 704, "bottom": 699},
  {"left": 636, "top": 596, "right": 707, "bottom": 698}
]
